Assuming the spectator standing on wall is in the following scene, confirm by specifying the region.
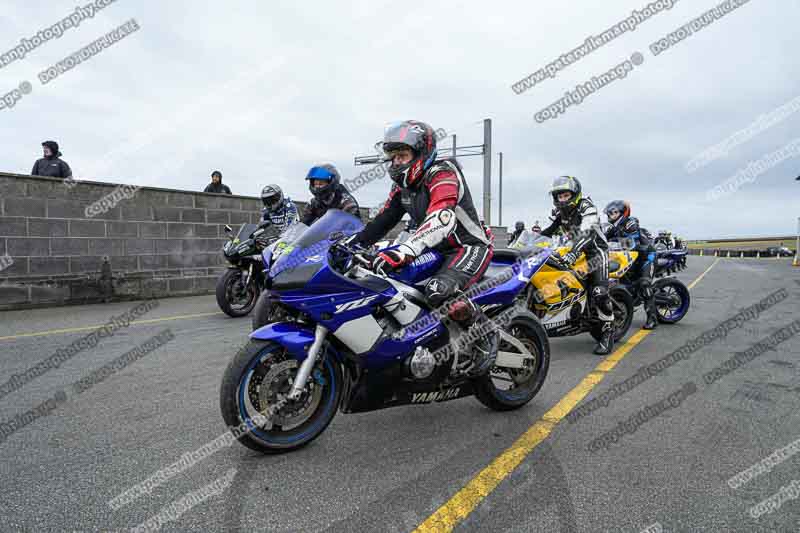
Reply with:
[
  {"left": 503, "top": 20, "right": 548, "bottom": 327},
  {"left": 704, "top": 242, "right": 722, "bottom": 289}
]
[
  {"left": 31, "top": 141, "right": 72, "bottom": 179},
  {"left": 204, "top": 170, "right": 232, "bottom": 194}
]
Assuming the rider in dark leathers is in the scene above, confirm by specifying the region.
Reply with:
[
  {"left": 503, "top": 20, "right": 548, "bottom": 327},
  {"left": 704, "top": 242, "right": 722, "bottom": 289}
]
[
  {"left": 604, "top": 200, "right": 658, "bottom": 330},
  {"left": 260, "top": 184, "right": 299, "bottom": 233},
  {"left": 540, "top": 176, "right": 615, "bottom": 355},
  {"left": 301, "top": 163, "right": 361, "bottom": 225},
  {"left": 352, "top": 120, "right": 496, "bottom": 374}
]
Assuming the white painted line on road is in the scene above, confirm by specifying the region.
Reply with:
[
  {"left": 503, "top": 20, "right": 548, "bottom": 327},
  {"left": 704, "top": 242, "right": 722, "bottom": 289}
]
[{"left": 0, "top": 312, "right": 223, "bottom": 342}]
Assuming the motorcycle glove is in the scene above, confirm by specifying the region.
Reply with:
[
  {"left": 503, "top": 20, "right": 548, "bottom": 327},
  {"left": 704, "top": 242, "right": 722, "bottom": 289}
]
[
  {"left": 562, "top": 251, "right": 579, "bottom": 266},
  {"left": 373, "top": 245, "right": 415, "bottom": 275}
]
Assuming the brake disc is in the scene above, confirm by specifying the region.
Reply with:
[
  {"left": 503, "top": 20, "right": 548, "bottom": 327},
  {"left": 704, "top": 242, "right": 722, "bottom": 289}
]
[{"left": 256, "top": 359, "right": 322, "bottom": 430}]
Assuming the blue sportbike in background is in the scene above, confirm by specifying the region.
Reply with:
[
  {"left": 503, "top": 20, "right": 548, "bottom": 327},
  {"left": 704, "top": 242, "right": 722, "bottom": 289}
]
[{"left": 220, "top": 210, "right": 551, "bottom": 453}]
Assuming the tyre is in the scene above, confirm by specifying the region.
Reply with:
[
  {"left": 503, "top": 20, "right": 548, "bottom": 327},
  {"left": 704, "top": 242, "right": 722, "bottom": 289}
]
[
  {"left": 216, "top": 268, "right": 259, "bottom": 318},
  {"left": 473, "top": 312, "right": 550, "bottom": 411},
  {"left": 654, "top": 278, "right": 690, "bottom": 324},
  {"left": 251, "top": 291, "right": 285, "bottom": 331},
  {"left": 219, "top": 340, "right": 342, "bottom": 454},
  {"left": 590, "top": 287, "right": 634, "bottom": 343}
]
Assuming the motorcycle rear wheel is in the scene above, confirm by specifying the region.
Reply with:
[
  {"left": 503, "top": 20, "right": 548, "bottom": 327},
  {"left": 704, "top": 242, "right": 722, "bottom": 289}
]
[
  {"left": 654, "top": 278, "right": 690, "bottom": 324},
  {"left": 590, "top": 287, "right": 634, "bottom": 343},
  {"left": 473, "top": 313, "right": 550, "bottom": 411},
  {"left": 251, "top": 291, "right": 286, "bottom": 331}
]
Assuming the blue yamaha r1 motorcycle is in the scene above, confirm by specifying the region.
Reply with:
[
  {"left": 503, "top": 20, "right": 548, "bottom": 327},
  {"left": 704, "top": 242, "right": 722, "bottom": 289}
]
[{"left": 220, "top": 210, "right": 551, "bottom": 454}]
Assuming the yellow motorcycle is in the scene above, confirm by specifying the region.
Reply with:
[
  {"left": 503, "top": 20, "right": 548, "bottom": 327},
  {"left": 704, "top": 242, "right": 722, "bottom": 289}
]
[{"left": 508, "top": 231, "right": 634, "bottom": 343}]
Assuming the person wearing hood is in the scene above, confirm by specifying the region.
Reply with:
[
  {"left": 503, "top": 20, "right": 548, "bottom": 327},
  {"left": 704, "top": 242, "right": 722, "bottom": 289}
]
[
  {"left": 204, "top": 170, "right": 232, "bottom": 194},
  {"left": 31, "top": 141, "right": 72, "bottom": 179}
]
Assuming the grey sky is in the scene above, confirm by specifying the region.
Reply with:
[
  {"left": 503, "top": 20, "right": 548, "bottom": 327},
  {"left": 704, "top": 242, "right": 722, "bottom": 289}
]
[{"left": 1, "top": 0, "right": 797, "bottom": 239}]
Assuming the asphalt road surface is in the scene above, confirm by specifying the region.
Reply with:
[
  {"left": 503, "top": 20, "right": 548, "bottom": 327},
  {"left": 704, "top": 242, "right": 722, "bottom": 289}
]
[{"left": 1, "top": 256, "right": 798, "bottom": 532}]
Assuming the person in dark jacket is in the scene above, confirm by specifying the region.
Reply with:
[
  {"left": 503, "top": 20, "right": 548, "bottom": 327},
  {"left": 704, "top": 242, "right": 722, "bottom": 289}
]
[
  {"left": 508, "top": 221, "right": 525, "bottom": 247},
  {"left": 31, "top": 141, "right": 72, "bottom": 179},
  {"left": 301, "top": 163, "right": 361, "bottom": 225},
  {"left": 604, "top": 200, "right": 658, "bottom": 330},
  {"left": 204, "top": 170, "right": 232, "bottom": 194},
  {"left": 260, "top": 184, "right": 299, "bottom": 233}
]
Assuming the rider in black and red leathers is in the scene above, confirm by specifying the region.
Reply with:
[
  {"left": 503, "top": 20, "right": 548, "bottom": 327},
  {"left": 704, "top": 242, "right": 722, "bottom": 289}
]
[{"left": 352, "top": 120, "right": 496, "bottom": 373}]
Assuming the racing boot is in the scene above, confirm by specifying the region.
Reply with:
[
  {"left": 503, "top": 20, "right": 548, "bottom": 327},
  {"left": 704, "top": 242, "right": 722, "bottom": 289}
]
[
  {"left": 593, "top": 294, "right": 615, "bottom": 355},
  {"left": 593, "top": 320, "right": 615, "bottom": 355},
  {"left": 641, "top": 279, "right": 659, "bottom": 330},
  {"left": 592, "top": 286, "right": 615, "bottom": 355},
  {"left": 448, "top": 298, "right": 497, "bottom": 375}
]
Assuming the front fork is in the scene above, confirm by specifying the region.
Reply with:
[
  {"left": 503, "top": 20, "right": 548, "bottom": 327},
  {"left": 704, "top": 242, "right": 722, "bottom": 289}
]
[
  {"left": 287, "top": 324, "right": 328, "bottom": 400},
  {"left": 241, "top": 263, "right": 254, "bottom": 288}
]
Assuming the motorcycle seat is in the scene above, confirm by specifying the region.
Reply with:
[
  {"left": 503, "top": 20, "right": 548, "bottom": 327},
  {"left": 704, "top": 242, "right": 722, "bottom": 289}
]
[
  {"left": 479, "top": 248, "right": 522, "bottom": 282},
  {"left": 493, "top": 248, "right": 522, "bottom": 262}
]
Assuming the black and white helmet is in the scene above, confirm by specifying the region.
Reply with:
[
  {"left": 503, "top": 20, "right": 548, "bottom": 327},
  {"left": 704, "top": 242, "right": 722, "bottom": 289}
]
[{"left": 261, "top": 184, "right": 284, "bottom": 211}]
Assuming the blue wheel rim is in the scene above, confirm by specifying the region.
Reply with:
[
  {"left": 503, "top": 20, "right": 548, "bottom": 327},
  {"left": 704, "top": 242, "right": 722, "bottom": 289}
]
[{"left": 237, "top": 346, "right": 337, "bottom": 446}]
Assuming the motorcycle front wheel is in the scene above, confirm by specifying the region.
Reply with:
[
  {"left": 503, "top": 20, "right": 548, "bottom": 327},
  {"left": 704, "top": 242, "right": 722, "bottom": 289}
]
[
  {"left": 216, "top": 268, "right": 259, "bottom": 317},
  {"left": 219, "top": 340, "right": 342, "bottom": 454}
]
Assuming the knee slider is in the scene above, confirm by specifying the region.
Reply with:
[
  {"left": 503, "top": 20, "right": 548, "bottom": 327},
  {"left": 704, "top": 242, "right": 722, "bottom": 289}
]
[{"left": 424, "top": 277, "right": 454, "bottom": 308}]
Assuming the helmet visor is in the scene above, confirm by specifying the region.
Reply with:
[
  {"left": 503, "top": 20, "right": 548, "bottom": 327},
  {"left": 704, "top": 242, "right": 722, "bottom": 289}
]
[
  {"left": 550, "top": 176, "right": 577, "bottom": 194},
  {"left": 306, "top": 166, "right": 335, "bottom": 180},
  {"left": 383, "top": 121, "right": 425, "bottom": 154},
  {"left": 262, "top": 194, "right": 280, "bottom": 209}
]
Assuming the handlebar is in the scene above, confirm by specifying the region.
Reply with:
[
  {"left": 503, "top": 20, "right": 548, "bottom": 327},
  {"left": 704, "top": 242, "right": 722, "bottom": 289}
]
[{"left": 329, "top": 239, "right": 379, "bottom": 276}]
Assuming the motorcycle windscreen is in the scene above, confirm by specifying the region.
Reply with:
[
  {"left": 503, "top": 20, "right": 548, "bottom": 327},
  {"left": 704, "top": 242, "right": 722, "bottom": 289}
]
[
  {"left": 270, "top": 210, "right": 363, "bottom": 285},
  {"left": 512, "top": 231, "right": 553, "bottom": 254},
  {"left": 234, "top": 223, "right": 259, "bottom": 243}
]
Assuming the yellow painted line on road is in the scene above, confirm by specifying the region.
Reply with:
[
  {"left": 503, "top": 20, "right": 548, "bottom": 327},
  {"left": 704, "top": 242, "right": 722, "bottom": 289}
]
[
  {"left": 687, "top": 258, "right": 720, "bottom": 290},
  {"left": 0, "top": 312, "right": 222, "bottom": 342},
  {"left": 414, "top": 259, "right": 720, "bottom": 532}
]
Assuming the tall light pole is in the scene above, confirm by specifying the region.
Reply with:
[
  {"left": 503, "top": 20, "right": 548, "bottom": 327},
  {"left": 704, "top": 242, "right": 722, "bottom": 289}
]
[
  {"left": 498, "top": 151, "right": 503, "bottom": 226},
  {"left": 481, "top": 119, "right": 493, "bottom": 224}
]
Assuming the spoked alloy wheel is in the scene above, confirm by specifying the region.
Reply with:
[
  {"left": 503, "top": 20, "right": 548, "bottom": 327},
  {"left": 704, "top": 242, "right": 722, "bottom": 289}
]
[
  {"left": 216, "top": 269, "right": 258, "bottom": 317},
  {"left": 654, "top": 279, "right": 690, "bottom": 324},
  {"left": 590, "top": 288, "right": 634, "bottom": 343},
  {"left": 473, "top": 315, "right": 550, "bottom": 411},
  {"left": 219, "top": 340, "right": 342, "bottom": 453}
]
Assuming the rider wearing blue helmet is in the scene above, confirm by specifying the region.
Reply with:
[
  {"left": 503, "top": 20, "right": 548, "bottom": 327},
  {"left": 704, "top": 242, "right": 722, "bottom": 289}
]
[{"left": 301, "top": 163, "right": 361, "bottom": 225}]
